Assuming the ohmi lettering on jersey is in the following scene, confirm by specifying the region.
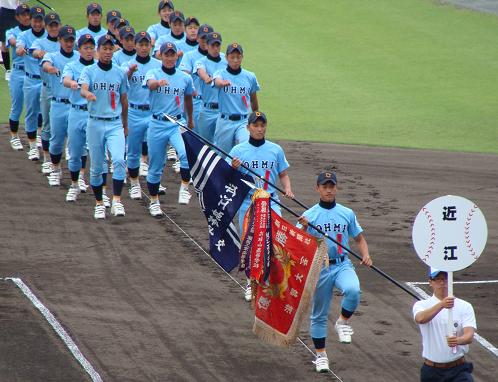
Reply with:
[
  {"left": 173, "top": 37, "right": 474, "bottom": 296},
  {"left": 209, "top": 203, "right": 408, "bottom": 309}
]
[
  {"left": 242, "top": 160, "right": 275, "bottom": 170},
  {"left": 223, "top": 85, "right": 248, "bottom": 95},
  {"left": 315, "top": 222, "right": 347, "bottom": 233},
  {"left": 156, "top": 86, "right": 185, "bottom": 95},
  {"left": 92, "top": 82, "right": 121, "bottom": 91}
]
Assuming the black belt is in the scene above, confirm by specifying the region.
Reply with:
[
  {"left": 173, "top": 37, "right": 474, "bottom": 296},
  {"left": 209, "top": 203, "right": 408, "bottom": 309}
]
[
  {"left": 89, "top": 115, "right": 120, "bottom": 121},
  {"left": 329, "top": 255, "right": 346, "bottom": 265},
  {"left": 51, "top": 97, "right": 70, "bottom": 104},
  {"left": 43, "top": 82, "right": 48, "bottom": 86},
  {"left": 221, "top": 113, "right": 247, "bottom": 121},
  {"left": 152, "top": 114, "right": 182, "bottom": 122},
  {"left": 129, "top": 103, "right": 150, "bottom": 111},
  {"left": 13, "top": 63, "right": 25, "bottom": 71},
  {"left": 203, "top": 102, "right": 219, "bottom": 110},
  {"left": 193, "top": 95, "right": 202, "bottom": 100},
  {"left": 25, "top": 72, "right": 41, "bottom": 79},
  {"left": 71, "top": 104, "right": 88, "bottom": 111}
]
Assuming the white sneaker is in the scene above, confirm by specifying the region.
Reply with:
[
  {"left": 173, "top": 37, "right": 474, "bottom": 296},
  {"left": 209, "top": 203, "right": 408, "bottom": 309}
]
[
  {"left": 102, "top": 193, "right": 111, "bottom": 208},
  {"left": 139, "top": 161, "right": 148, "bottom": 176},
  {"left": 41, "top": 161, "right": 53, "bottom": 175},
  {"left": 335, "top": 321, "right": 354, "bottom": 343},
  {"left": 28, "top": 147, "right": 39, "bottom": 161},
  {"left": 244, "top": 284, "right": 252, "bottom": 302},
  {"left": 178, "top": 185, "right": 191, "bottom": 205},
  {"left": 149, "top": 201, "right": 163, "bottom": 217},
  {"left": 65, "top": 186, "right": 80, "bottom": 202},
  {"left": 5, "top": 69, "right": 11, "bottom": 81},
  {"left": 167, "top": 146, "right": 177, "bottom": 161},
  {"left": 48, "top": 170, "right": 61, "bottom": 186},
  {"left": 65, "top": 146, "right": 70, "bottom": 161},
  {"left": 10, "top": 136, "right": 23, "bottom": 151},
  {"left": 78, "top": 176, "right": 89, "bottom": 193},
  {"left": 172, "top": 159, "right": 180, "bottom": 173},
  {"left": 313, "top": 353, "right": 330, "bottom": 373},
  {"left": 36, "top": 135, "right": 42, "bottom": 148},
  {"left": 109, "top": 162, "right": 114, "bottom": 173},
  {"left": 94, "top": 204, "right": 106, "bottom": 219},
  {"left": 111, "top": 201, "right": 125, "bottom": 217},
  {"left": 158, "top": 184, "right": 166, "bottom": 195},
  {"left": 129, "top": 183, "right": 141, "bottom": 200}
]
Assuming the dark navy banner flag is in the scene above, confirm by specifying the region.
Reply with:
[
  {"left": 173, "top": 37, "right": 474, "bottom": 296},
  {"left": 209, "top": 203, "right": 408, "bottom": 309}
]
[{"left": 181, "top": 129, "right": 252, "bottom": 272}]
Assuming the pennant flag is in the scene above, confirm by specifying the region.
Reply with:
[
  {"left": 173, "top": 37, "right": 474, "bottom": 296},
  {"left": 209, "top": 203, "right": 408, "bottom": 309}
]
[
  {"left": 181, "top": 129, "right": 253, "bottom": 272},
  {"left": 242, "top": 192, "right": 327, "bottom": 347}
]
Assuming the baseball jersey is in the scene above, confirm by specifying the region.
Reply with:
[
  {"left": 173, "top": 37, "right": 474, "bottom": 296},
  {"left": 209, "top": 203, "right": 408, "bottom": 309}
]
[
  {"left": 62, "top": 57, "right": 94, "bottom": 106},
  {"left": 297, "top": 203, "right": 363, "bottom": 260},
  {"left": 176, "top": 39, "right": 198, "bottom": 55},
  {"left": 121, "top": 55, "right": 161, "bottom": 106},
  {"left": 143, "top": 67, "right": 194, "bottom": 116},
  {"left": 5, "top": 24, "right": 30, "bottom": 66},
  {"left": 17, "top": 28, "right": 48, "bottom": 76},
  {"left": 41, "top": 50, "right": 79, "bottom": 99},
  {"left": 79, "top": 62, "right": 129, "bottom": 118},
  {"left": 153, "top": 33, "right": 185, "bottom": 55},
  {"left": 31, "top": 36, "right": 60, "bottom": 90},
  {"left": 194, "top": 54, "right": 227, "bottom": 104},
  {"left": 76, "top": 26, "right": 107, "bottom": 42},
  {"left": 413, "top": 296, "right": 476, "bottom": 363},
  {"left": 228, "top": 139, "right": 289, "bottom": 200},
  {"left": 178, "top": 47, "right": 207, "bottom": 96},
  {"left": 213, "top": 67, "right": 260, "bottom": 115},
  {"left": 112, "top": 49, "right": 136, "bottom": 67},
  {"left": 146, "top": 22, "right": 170, "bottom": 42}
]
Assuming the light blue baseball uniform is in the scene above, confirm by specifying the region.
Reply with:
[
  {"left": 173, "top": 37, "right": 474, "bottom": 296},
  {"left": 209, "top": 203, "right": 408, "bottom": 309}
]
[
  {"left": 194, "top": 54, "right": 227, "bottom": 142},
  {"left": 179, "top": 46, "right": 207, "bottom": 127},
  {"left": 213, "top": 66, "right": 260, "bottom": 153},
  {"left": 176, "top": 39, "right": 198, "bottom": 55},
  {"left": 17, "top": 28, "right": 47, "bottom": 134},
  {"left": 153, "top": 33, "right": 185, "bottom": 67},
  {"left": 42, "top": 49, "right": 79, "bottom": 157},
  {"left": 146, "top": 22, "right": 170, "bottom": 42},
  {"left": 297, "top": 202, "right": 363, "bottom": 339},
  {"left": 142, "top": 66, "right": 194, "bottom": 184},
  {"left": 228, "top": 139, "right": 289, "bottom": 232},
  {"left": 79, "top": 61, "right": 128, "bottom": 186},
  {"left": 112, "top": 48, "right": 136, "bottom": 67},
  {"left": 76, "top": 26, "right": 107, "bottom": 42},
  {"left": 32, "top": 35, "right": 59, "bottom": 143},
  {"left": 6, "top": 24, "right": 30, "bottom": 123},
  {"left": 121, "top": 55, "right": 161, "bottom": 171}
]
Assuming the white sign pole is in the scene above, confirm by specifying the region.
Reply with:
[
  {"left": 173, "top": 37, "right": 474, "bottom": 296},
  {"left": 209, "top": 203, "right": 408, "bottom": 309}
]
[{"left": 447, "top": 271, "right": 457, "bottom": 353}]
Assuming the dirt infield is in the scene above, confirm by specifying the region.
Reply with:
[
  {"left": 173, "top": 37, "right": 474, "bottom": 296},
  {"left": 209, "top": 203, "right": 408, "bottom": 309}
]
[{"left": 0, "top": 127, "right": 496, "bottom": 381}]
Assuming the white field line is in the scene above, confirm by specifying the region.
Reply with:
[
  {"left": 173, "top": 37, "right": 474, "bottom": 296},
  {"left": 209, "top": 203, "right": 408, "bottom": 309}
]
[
  {"left": 410, "top": 280, "right": 498, "bottom": 285},
  {"left": 6, "top": 277, "right": 103, "bottom": 382},
  {"left": 405, "top": 282, "right": 498, "bottom": 358}
]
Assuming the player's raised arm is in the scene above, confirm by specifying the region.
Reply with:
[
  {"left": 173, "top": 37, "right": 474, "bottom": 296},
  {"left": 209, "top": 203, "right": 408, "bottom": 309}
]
[{"left": 80, "top": 83, "right": 97, "bottom": 102}]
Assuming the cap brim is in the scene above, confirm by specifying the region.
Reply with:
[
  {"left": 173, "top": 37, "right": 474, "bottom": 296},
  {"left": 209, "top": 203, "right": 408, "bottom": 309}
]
[
  {"left": 32, "top": 14, "right": 44, "bottom": 19},
  {"left": 208, "top": 39, "right": 222, "bottom": 45},
  {"left": 318, "top": 179, "right": 337, "bottom": 185}
]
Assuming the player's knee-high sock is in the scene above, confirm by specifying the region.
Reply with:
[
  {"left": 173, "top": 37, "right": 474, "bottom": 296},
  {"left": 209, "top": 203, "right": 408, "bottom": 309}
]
[
  {"left": 180, "top": 168, "right": 190, "bottom": 183},
  {"left": 9, "top": 119, "right": 19, "bottom": 134},
  {"left": 312, "top": 337, "right": 326, "bottom": 351},
  {"left": 2, "top": 51, "right": 11, "bottom": 70},
  {"left": 81, "top": 155, "right": 87, "bottom": 169},
  {"left": 147, "top": 182, "right": 159, "bottom": 197},
  {"left": 92, "top": 184, "right": 103, "bottom": 201},
  {"left": 112, "top": 179, "right": 124, "bottom": 197},
  {"left": 128, "top": 167, "right": 139, "bottom": 179},
  {"left": 50, "top": 153, "right": 62, "bottom": 166}
]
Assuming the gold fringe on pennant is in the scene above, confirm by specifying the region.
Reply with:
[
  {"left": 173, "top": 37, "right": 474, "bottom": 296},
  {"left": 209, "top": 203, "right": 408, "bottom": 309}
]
[{"left": 252, "top": 240, "right": 328, "bottom": 347}]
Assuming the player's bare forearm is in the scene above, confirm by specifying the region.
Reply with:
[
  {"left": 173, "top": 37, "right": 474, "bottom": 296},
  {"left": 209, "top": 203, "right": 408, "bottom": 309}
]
[
  {"left": 32, "top": 49, "right": 45, "bottom": 59},
  {"left": 16, "top": 46, "right": 26, "bottom": 56},
  {"left": 42, "top": 62, "right": 58, "bottom": 74},
  {"left": 197, "top": 68, "right": 211, "bottom": 83},
  {"left": 147, "top": 79, "right": 167, "bottom": 91},
  {"left": 415, "top": 296, "right": 454, "bottom": 324},
  {"left": 279, "top": 171, "right": 294, "bottom": 199},
  {"left": 63, "top": 76, "right": 78, "bottom": 89},
  {"left": 250, "top": 93, "right": 259, "bottom": 112},
  {"left": 80, "top": 84, "right": 96, "bottom": 101},
  {"left": 354, "top": 233, "right": 372, "bottom": 267},
  {"left": 185, "top": 95, "right": 194, "bottom": 129},
  {"left": 8, "top": 38, "right": 16, "bottom": 47},
  {"left": 447, "top": 327, "right": 474, "bottom": 347},
  {"left": 121, "top": 94, "right": 128, "bottom": 129},
  {"left": 214, "top": 78, "right": 229, "bottom": 88}
]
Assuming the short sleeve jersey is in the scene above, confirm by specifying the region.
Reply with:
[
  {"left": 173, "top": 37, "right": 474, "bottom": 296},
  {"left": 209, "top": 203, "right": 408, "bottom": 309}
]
[
  {"left": 121, "top": 56, "right": 161, "bottom": 106},
  {"left": 146, "top": 22, "right": 170, "bottom": 42},
  {"left": 31, "top": 36, "right": 60, "bottom": 89},
  {"left": 112, "top": 49, "right": 136, "bottom": 67},
  {"left": 179, "top": 47, "right": 206, "bottom": 96},
  {"left": 62, "top": 58, "right": 93, "bottom": 106},
  {"left": 17, "top": 29, "right": 48, "bottom": 76},
  {"left": 213, "top": 67, "right": 260, "bottom": 115},
  {"left": 76, "top": 26, "right": 108, "bottom": 42},
  {"left": 79, "top": 62, "right": 129, "bottom": 118},
  {"left": 297, "top": 203, "right": 363, "bottom": 260},
  {"left": 6, "top": 26, "right": 29, "bottom": 66},
  {"left": 153, "top": 34, "right": 185, "bottom": 55},
  {"left": 41, "top": 50, "right": 79, "bottom": 99},
  {"left": 194, "top": 55, "right": 227, "bottom": 104}
]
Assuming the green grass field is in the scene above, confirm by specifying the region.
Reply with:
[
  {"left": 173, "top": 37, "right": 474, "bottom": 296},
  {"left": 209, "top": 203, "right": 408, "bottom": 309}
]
[{"left": 2, "top": 0, "right": 497, "bottom": 153}]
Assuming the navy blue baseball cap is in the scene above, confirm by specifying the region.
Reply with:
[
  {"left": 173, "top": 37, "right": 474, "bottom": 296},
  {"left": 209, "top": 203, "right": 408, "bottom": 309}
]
[
  {"left": 106, "top": 10, "right": 121, "bottom": 23},
  {"left": 185, "top": 16, "right": 200, "bottom": 26},
  {"left": 59, "top": 25, "right": 76, "bottom": 40},
  {"left": 119, "top": 26, "right": 135, "bottom": 40},
  {"left": 134, "top": 31, "right": 152, "bottom": 44},
  {"left": 15, "top": 4, "right": 30, "bottom": 16},
  {"left": 113, "top": 18, "right": 129, "bottom": 29},
  {"left": 160, "top": 41, "right": 177, "bottom": 54},
  {"left": 86, "top": 3, "right": 102, "bottom": 15},
  {"left": 78, "top": 33, "right": 95, "bottom": 48},
  {"left": 226, "top": 42, "right": 243, "bottom": 55},
  {"left": 207, "top": 32, "right": 222, "bottom": 45},
  {"left": 30, "top": 7, "right": 45, "bottom": 19},
  {"left": 97, "top": 34, "right": 115, "bottom": 47},
  {"left": 169, "top": 11, "right": 185, "bottom": 24},
  {"left": 248, "top": 111, "right": 267, "bottom": 124},
  {"left": 317, "top": 171, "right": 337, "bottom": 185},
  {"left": 429, "top": 267, "right": 447, "bottom": 279},
  {"left": 198, "top": 24, "right": 213, "bottom": 39},
  {"left": 44, "top": 12, "right": 61, "bottom": 25},
  {"left": 158, "top": 0, "right": 174, "bottom": 11}
]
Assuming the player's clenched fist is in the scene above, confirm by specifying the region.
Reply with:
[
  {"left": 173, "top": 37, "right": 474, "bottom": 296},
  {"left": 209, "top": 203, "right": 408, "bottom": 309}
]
[
  {"left": 158, "top": 79, "right": 168, "bottom": 86},
  {"left": 86, "top": 92, "right": 97, "bottom": 102}
]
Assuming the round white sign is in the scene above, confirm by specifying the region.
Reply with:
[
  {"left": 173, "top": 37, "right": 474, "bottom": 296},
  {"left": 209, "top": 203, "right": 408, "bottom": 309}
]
[{"left": 412, "top": 195, "right": 487, "bottom": 272}]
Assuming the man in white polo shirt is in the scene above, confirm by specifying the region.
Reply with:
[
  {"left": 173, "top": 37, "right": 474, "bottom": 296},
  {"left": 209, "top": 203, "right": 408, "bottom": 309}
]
[{"left": 413, "top": 268, "right": 476, "bottom": 382}]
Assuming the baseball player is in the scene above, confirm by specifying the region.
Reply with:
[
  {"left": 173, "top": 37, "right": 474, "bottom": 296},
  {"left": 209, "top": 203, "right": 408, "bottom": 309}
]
[
  {"left": 62, "top": 33, "right": 96, "bottom": 201},
  {"left": 146, "top": 0, "right": 174, "bottom": 45},
  {"left": 195, "top": 31, "right": 226, "bottom": 143},
  {"left": 5, "top": 3, "right": 31, "bottom": 151},
  {"left": 213, "top": 43, "right": 260, "bottom": 153},
  {"left": 16, "top": 6, "right": 47, "bottom": 162},
  {"left": 105, "top": 9, "right": 122, "bottom": 46},
  {"left": 76, "top": 3, "right": 107, "bottom": 41},
  {"left": 153, "top": 11, "right": 185, "bottom": 59},
  {"left": 229, "top": 111, "right": 294, "bottom": 302},
  {"left": 121, "top": 31, "right": 161, "bottom": 200},
  {"left": 0, "top": 0, "right": 23, "bottom": 80},
  {"left": 297, "top": 172, "right": 372, "bottom": 373},
  {"left": 79, "top": 34, "right": 129, "bottom": 219},
  {"left": 32, "top": 12, "right": 62, "bottom": 174},
  {"left": 41, "top": 25, "right": 78, "bottom": 187},
  {"left": 112, "top": 26, "right": 136, "bottom": 67},
  {"left": 143, "top": 41, "right": 194, "bottom": 216},
  {"left": 175, "top": 16, "right": 200, "bottom": 58}
]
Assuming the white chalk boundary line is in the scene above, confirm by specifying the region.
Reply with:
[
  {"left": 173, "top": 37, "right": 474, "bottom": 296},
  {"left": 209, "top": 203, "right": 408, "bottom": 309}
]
[
  {"left": 405, "top": 282, "right": 498, "bottom": 358},
  {"left": 141, "top": 192, "right": 344, "bottom": 381},
  {"left": 3, "top": 277, "right": 103, "bottom": 382},
  {"left": 410, "top": 280, "right": 498, "bottom": 285}
]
